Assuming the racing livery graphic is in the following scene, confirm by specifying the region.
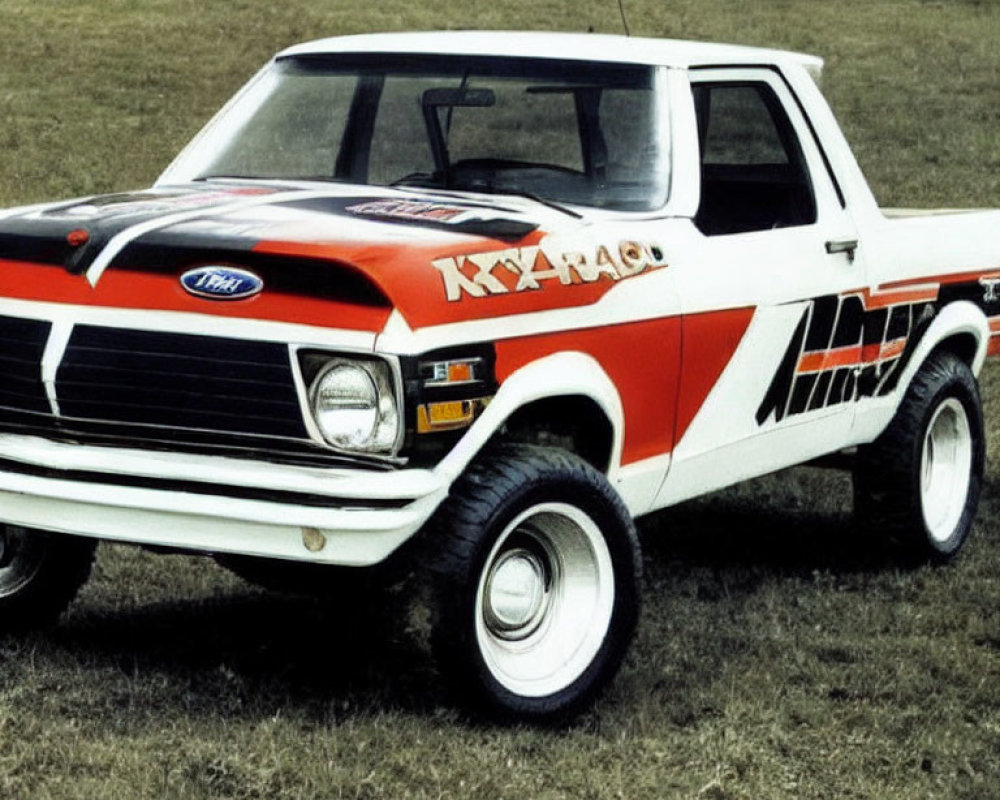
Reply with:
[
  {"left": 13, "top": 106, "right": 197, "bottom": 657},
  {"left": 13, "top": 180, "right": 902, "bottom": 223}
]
[
  {"left": 758, "top": 276, "right": 1000, "bottom": 426},
  {"left": 0, "top": 32, "right": 997, "bottom": 722}
]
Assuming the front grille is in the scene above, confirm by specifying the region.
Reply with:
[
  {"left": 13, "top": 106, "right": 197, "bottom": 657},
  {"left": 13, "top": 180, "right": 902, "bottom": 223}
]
[
  {"left": 57, "top": 326, "right": 310, "bottom": 439},
  {"left": 0, "top": 314, "right": 51, "bottom": 414},
  {"left": 0, "top": 316, "right": 387, "bottom": 469}
]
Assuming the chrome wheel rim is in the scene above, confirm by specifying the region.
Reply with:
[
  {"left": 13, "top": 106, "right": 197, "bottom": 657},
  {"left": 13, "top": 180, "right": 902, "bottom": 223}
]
[
  {"left": 921, "top": 398, "right": 972, "bottom": 543},
  {"left": 0, "top": 526, "right": 47, "bottom": 598},
  {"left": 475, "top": 502, "right": 615, "bottom": 698}
]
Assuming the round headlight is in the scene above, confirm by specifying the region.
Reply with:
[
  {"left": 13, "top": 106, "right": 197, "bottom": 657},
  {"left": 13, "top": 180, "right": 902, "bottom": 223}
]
[{"left": 311, "top": 363, "right": 380, "bottom": 448}]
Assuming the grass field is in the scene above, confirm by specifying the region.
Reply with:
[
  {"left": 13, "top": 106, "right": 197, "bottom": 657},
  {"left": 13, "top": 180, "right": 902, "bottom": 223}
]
[{"left": 1, "top": 1, "right": 999, "bottom": 798}]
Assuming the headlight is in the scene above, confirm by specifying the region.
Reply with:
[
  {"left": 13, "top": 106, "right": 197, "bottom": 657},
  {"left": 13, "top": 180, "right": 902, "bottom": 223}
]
[{"left": 308, "top": 358, "right": 399, "bottom": 453}]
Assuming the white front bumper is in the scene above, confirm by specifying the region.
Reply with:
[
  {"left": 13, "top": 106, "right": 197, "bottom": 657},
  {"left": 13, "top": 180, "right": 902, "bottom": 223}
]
[{"left": 0, "top": 435, "right": 449, "bottom": 566}]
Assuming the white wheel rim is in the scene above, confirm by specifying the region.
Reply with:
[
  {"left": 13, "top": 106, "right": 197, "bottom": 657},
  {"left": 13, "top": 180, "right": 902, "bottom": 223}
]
[
  {"left": 920, "top": 397, "right": 972, "bottom": 543},
  {"left": 475, "top": 502, "right": 615, "bottom": 698}
]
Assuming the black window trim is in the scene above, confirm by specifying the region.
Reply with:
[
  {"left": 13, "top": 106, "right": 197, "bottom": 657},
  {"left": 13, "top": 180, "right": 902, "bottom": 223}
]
[{"left": 690, "top": 63, "right": 847, "bottom": 209}]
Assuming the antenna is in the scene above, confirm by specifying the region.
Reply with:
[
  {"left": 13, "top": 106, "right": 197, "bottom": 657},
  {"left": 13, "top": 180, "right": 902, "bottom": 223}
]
[{"left": 617, "top": 0, "right": 631, "bottom": 36}]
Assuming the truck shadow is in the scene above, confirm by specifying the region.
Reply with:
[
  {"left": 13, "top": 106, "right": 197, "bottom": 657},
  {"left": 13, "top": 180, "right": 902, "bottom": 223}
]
[
  {"left": 639, "top": 466, "right": 899, "bottom": 577},
  {"left": 47, "top": 579, "right": 443, "bottom": 724}
]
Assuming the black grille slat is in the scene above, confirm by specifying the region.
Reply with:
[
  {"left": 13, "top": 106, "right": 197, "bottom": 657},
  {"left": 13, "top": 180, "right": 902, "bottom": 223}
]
[
  {"left": 66, "top": 325, "right": 292, "bottom": 363},
  {"left": 57, "top": 326, "right": 310, "bottom": 440},
  {"left": 59, "top": 351, "right": 291, "bottom": 382},
  {"left": 0, "top": 358, "right": 50, "bottom": 384},
  {"left": 58, "top": 364, "right": 297, "bottom": 401},
  {"left": 0, "top": 315, "right": 50, "bottom": 413},
  {"left": 0, "top": 389, "right": 51, "bottom": 414},
  {"left": 61, "top": 400, "right": 308, "bottom": 439},
  {"left": 0, "top": 316, "right": 50, "bottom": 348}
]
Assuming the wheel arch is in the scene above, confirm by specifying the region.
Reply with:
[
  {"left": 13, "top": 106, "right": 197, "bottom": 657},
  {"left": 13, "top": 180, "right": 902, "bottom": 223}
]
[
  {"left": 895, "top": 300, "right": 989, "bottom": 397},
  {"left": 432, "top": 351, "right": 624, "bottom": 485}
]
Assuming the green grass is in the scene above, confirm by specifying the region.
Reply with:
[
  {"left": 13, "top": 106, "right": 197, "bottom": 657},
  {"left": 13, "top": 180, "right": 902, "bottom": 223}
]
[{"left": 1, "top": 1, "right": 999, "bottom": 798}]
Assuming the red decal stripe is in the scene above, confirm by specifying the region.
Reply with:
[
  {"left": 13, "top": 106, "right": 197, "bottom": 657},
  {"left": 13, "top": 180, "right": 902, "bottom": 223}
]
[
  {"left": 797, "top": 344, "right": 863, "bottom": 373},
  {"left": 495, "top": 318, "right": 682, "bottom": 466},
  {"left": 847, "top": 285, "right": 939, "bottom": 310},
  {"left": 797, "top": 337, "right": 907, "bottom": 375},
  {"left": 0, "top": 259, "right": 391, "bottom": 332},
  {"left": 494, "top": 308, "right": 754, "bottom": 466},
  {"left": 880, "top": 268, "right": 1000, "bottom": 291},
  {"left": 674, "top": 307, "right": 755, "bottom": 444}
]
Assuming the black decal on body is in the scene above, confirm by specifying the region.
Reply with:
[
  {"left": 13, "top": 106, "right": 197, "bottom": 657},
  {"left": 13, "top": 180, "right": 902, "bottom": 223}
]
[{"left": 756, "top": 308, "right": 809, "bottom": 425}]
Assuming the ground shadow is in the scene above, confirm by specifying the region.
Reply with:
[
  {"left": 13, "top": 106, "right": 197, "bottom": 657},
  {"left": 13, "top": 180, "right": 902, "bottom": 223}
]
[
  {"left": 45, "top": 579, "right": 443, "bottom": 723},
  {"left": 639, "top": 467, "right": 904, "bottom": 577}
]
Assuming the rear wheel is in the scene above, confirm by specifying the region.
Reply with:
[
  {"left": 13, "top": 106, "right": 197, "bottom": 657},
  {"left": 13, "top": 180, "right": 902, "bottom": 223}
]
[
  {"left": 0, "top": 526, "right": 96, "bottom": 631},
  {"left": 854, "top": 351, "right": 984, "bottom": 561},
  {"left": 427, "top": 446, "right": 640, "bottom": 721}
]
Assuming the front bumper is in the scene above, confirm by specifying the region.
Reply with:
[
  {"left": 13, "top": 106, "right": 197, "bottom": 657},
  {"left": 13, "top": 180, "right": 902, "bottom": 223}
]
[{"left": 0, "top": 434, "right": 448, "bottom": 565}]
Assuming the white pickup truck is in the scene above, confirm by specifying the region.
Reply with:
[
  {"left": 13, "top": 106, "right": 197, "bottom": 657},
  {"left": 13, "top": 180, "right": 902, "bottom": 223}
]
[{"left": 0, "top": 31, "right": 996, "bottom": 721}]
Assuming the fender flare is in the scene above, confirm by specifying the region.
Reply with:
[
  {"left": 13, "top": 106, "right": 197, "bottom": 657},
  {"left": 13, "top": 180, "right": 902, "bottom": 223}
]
[
  {"left": 432, "top": 351, "right": 625, "bottom": 485},
  {"left": 895, "top": 300, "right": 989, "bottom": 394}
]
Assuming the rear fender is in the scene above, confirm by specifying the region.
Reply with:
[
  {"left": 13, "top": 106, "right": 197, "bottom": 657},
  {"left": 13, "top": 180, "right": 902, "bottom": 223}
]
[
  {"left": 898, "top": 300, "right": 989, "bottom": 388},
  {"left": 854, "top": 300, "right": 989, "bottom": 444}
]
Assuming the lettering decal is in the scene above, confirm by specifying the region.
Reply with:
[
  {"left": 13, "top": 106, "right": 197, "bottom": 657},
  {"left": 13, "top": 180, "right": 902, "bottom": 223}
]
[
  {"left": 347, "top": 200, "right": 469, "bottom": 223},
  {"left": 432, "top": 241, "right": 666, "bottom": 301}
]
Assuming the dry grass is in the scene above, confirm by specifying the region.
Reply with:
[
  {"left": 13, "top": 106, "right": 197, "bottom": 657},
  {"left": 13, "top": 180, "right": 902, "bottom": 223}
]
[{"left": 1, "top": 1, "right": 999, "bottom": 798}]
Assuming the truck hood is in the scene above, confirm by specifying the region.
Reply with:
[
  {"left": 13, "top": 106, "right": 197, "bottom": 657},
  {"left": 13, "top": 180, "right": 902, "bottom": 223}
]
[{"left": 0, "top": 182, "right": 665, "bottom": 331}]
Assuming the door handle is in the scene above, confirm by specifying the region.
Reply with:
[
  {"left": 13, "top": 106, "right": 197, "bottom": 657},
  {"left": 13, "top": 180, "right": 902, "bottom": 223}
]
[{"left": 825, "top": 239, "right": 859, "bottom": 262}]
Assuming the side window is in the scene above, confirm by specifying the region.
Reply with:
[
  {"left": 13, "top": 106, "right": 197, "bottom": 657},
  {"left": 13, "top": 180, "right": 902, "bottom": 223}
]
[{"left": 692, "top": 82, "right": 816, "bottom": 236}]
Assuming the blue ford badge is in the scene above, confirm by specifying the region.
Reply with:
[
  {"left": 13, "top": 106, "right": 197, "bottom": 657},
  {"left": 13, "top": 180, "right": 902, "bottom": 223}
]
[{"left": 180, "top": 266, "right": 263, "bottom": 300}]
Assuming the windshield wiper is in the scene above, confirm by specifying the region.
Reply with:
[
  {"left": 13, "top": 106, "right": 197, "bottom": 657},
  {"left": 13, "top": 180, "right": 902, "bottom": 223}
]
[{"left": 471, "top": 186, "right": 584, "bottom": 219}]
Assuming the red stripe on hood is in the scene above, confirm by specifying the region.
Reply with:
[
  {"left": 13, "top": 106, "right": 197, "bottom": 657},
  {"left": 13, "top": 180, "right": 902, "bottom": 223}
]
[{"left": 0, "top": 259, "right": 391, "bottom": 331}]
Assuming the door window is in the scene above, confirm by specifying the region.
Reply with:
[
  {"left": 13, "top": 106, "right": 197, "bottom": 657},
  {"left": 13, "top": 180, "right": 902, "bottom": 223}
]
[{"left": 692, "top": 82, "right": 816, "bottom": 235}]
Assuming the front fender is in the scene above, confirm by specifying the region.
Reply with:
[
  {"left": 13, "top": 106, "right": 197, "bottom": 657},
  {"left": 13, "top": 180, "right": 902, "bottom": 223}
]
[{"left": 432, "top": 351, "right": 624, "bottom": 485}]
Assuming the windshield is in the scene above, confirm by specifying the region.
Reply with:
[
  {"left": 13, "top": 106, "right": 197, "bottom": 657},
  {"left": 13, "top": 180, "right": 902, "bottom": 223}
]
[{"left": 167, "top": 54, "right": 670, "bottom": 212}]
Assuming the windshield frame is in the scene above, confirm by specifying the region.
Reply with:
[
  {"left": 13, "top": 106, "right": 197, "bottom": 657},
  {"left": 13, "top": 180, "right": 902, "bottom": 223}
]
[{"left": 158, "top": 53, "right": 675, "bottom": 216}]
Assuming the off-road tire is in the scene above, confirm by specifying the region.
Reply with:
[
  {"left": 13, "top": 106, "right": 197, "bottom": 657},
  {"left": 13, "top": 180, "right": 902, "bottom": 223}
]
[
  {"left": 0, "top": 526, "right": 96, "bottom": 632},
  {"left": 425, "top": 445, "right": 641, "bottom": 722},
  {"left": 854, "top": 351, "right": 984, "bottom": 561}
]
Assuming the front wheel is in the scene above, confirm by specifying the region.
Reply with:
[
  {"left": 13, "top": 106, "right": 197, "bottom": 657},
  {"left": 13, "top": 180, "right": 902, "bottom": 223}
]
[
  {"left": 426, "top": 446, "right": 640, "bottom": 721},
  {"left": 0, "top": 526, "right": 96, "bottom": 632},
  {"left": 854, "top": 351, "right": 984, "bottom": 561}
]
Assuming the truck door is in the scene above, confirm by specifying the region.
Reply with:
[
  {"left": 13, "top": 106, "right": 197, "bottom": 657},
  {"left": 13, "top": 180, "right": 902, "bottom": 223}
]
[{"left": 655, "top": 66, "right": 868, "bottom": 507}]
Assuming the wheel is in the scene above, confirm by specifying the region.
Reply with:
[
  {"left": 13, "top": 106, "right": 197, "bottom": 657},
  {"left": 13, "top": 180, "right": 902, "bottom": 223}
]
[
  {"left": 426, "top": 445, "right": 641, "bottom": 721},
  {"left": 853, "top": 350, "right": 984, "bottom": 561},
  {"left": 0, "top": 525, "right": 96, "bottom": 632}
]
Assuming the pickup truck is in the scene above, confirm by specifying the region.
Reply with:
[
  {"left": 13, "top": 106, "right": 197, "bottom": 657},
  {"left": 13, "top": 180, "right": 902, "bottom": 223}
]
[{"left": 0, "top": 31, "right": 996, "bottom": 721}]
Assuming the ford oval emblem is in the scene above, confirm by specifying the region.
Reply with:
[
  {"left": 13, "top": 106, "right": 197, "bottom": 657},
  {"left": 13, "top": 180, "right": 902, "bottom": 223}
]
[{"left": 180, "top": 266, "right": 263, "bottom": 300}]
